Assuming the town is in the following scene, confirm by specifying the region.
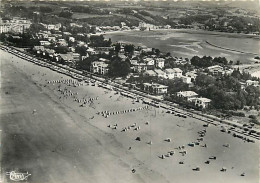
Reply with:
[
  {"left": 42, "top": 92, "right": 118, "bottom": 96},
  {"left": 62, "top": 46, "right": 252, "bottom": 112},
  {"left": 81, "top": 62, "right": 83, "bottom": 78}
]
[{"left": 0, "top": 1, "right": 259, "bottom": 183}]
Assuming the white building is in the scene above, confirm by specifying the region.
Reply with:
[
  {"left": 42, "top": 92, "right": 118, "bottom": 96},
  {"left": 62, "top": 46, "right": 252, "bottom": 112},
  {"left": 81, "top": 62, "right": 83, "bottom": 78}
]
[
  {"left": 177, "top": 91, "right": 199, "bottom": 101},
  {"left": 192, "top": 97, "right": 211, "bottom": 108},
  {"left": 207, "top": 65, "right": 224, "bottom": 75},
  {"left": 143, "top": 70, "right": 157, "bottom": 77},
  {"left": 143, "top": 83, "right": 168, "bottom": 95},
  {"left": 181, "top": 76, "right": 192, "bottom": 84},
  {"left": 132, "top": 63, "right": 147, "bottom": 73},
  {"left": 154, "top": 69, "right": 167, "bottom": 78},
  {"left": 155, "top": 58, "right": 165, "bottom": 69},
  {"left": 165, "top": 68, "right": 183, "bottom": 79},
  {"left": 39, "top": 41, "right": 51, "bottom": 46},
  {"left": 246, "top": 80, "right": 259, "bottom": 87},
  {"left": 91, "top": 61, "right": 109, "bottom": 75}
]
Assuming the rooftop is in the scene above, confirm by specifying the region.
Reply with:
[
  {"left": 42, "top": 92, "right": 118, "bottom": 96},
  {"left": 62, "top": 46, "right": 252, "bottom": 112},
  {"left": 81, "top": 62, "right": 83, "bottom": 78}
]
[{"left": 177, "top": 91, "right": 198, "bottom": 97}]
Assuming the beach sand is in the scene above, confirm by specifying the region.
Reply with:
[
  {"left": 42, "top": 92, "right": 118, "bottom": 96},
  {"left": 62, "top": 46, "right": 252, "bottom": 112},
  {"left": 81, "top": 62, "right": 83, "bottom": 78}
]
[{"left": 0, "top": 49, "right": 259, "bottom": 183}]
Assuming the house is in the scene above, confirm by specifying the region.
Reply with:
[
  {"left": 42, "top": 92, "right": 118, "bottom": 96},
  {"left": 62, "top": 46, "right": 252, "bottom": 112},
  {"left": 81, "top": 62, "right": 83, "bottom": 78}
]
[
  {"left": 143, "top": 70, "right": 157, "bottom": 77},
  {"left": 143, "top": 57, "right": 154, "bottom": 66},
  {"left": 39, "top": 41, "right": 51, "bottom": 46},
  {"left": 185, "top": 71, "right": 197, "bottom": 81},
  {"left": 207, "top": 65, "right": 224, "bottom": 75},
  {"left": 48, "top": 36, "right": 56, "bottom": 42},
  {"left": 69, "top": 37, "right": 75, "bottom": 42},
  {"left": 86, "top": 47, "right": 97, "bottom": 55},
  {"left": 132, "top": 63, "right": 147, "bottom": 73},
  {"left": 72, "top": 53, "right": 81, "bottom": 62},
  {"left": 130, "top": 59, "right": 138, "bottom": 65},
  {"left": 43, "top": 49, "right": 55, "bottom": 57},
  {"left": 177, "top": 91, "right": 199, "bottom": 101},
  {"left": 246, "top": 80, "right": 259, "bottom": 87},
  {"left": 91, "top": 61, "right": 109, "bottom": 75},
  {"left": 58, "top": 52, "right": 80, "bottom": 64},
  {"left": 143, "top": 83, "right": 168, "bottom": 95},
  {"left": 165, "top": 68, "right": 183, "bottom": 79},
  {"left": 33, "top": 46, "right": 45, "bottom": 54},
  {"left": 59, "top": 53, "right": 74, "bottom": 63},
  {"left": 181, "top": 76, "right": 192, "bottom": 84},
  {"left": 95, "top": 47, "right": 113, "bottom": 55},
  {"left": 192, "top": 97, "right": 211, "bottom": 108},
  {"left": 155, "top": 58, "right": 165, "bottom": 69},
  {"left": 154, "top": 69, "right": 166, "bottom": 78},
  {"left": 57, "top": 39, "right": 68, "bottom": 46},
  {"left": 118, "top": 54, "right": 127, "bottom": 61}
]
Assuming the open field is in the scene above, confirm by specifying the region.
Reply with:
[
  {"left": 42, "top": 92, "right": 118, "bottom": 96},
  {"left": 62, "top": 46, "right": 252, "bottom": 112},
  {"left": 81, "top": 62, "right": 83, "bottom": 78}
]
[
  {"left": 0, "top": 49, "right": 259, "bottom": 183},
  {"left": 104, "top": 29, "right": 260, "bottom": 64}
]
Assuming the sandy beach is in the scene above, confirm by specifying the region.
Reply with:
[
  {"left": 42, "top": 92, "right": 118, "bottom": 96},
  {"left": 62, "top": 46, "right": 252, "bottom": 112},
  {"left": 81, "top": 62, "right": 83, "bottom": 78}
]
[{"left": 0, "top": 49, "right": 259, "bottom": 183}]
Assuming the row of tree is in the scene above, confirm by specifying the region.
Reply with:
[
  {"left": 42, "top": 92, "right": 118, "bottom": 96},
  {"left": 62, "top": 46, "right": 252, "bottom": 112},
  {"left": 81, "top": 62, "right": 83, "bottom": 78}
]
[{"left": 190, "top": 55, "right": 229, "bottom": 68}]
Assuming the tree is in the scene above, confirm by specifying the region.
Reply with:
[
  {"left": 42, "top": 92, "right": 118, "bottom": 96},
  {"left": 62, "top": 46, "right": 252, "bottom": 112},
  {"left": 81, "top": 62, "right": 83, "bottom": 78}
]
[
  {"left": 108, "top": 56, "right": 130, "bottom": 78},
  {"left": 124, "top": 44, "right": 135, "bottom": 55},
  {"left": 195, "top": 73, "right": 216, "bottom": 87},
  {"left": 75, "top": 46, "right": 87, "bottom": 56},
  {"left": 54, "top": 46, "right": 69, "bottom": 54},
  {"left": 76, "top": 55, "right": 98, "bottom": 71},
  {"left": 114, "top": 43, "right": 121, "bottom": 53},
  {"left": 59, "top": 11, "right": 73, "bottom": 19},
  {"left": 245, "top": 85, "right": 260, "bottom": 107}
]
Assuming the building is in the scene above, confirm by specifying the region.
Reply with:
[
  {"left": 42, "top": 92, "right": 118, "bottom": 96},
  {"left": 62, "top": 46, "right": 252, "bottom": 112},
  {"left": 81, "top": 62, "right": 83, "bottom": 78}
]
[
  {"left": 39, "top": 41, "right": 51, "bottom": 46},
  {"left": 181, "top": 76, "right": 192, "bottom": 84},
  {"left": 165, "top": 68, "right": 183, "bottom": 79},
  {"left": 192, "top": 97, "right": 211, "bottom": 108},
  {"left": 58, "top": 53, "right": 74, "bottom": 63},
  {"left": 143, "top": 70, "right": 157, "bottom": 77},
  {"left": 57, "top": 39, "right": 68, "bottom": 46},
  {"left": 154, "top": 69, "right": 166, "bottom": 78},
  {"left": 48, "top": 37, "right": 56, "bottom": 42},
  {"left": 207, "top": 65, "right": 224, "bottom": 75},
  {"left": 177, "top": 91, "right": 199, "bottom": 101},
  {"left": 33, "top": 46, "right": 45, "bottom": 54},
  {"left": 132, "top": 63, "right": 147, "bottom": 73},
  {"left": 143, "top": 83, "right": 168, "bottom": 95},
  {"left": 185, "top": 71, "right": 197, "bottom": 81},
  {"left": 0, "top": 17, "right": 31, "bottom": 34},
  {"left": 95, "top": 47, "right": 113, "bottom": 55},
  {"left": 155, "top": 58, "right": 165, "bottom": 69},
  {"left": 246, "top": 80, "right": 259, "bottom": 87},
  {"left": 91, "top": 61, "right": 109, "bottom": 75},
  {"left": 43, "top": 49, "right": 55, "bottom": 57},
  {"left": 139, "top": 22, "right": 159, "bottom": 31}
]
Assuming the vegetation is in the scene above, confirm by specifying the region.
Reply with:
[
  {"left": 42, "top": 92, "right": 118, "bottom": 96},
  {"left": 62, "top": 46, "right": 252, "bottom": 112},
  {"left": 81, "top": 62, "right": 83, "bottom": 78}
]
[
  {"left": 193, "top": 71, "right": 260, "bottom": 110},
  {"left": 108, "top": 56, "right": 131, "bottom": 78},
  {"left": 190, "top": 55, "right": 228, "bottom": 68}
]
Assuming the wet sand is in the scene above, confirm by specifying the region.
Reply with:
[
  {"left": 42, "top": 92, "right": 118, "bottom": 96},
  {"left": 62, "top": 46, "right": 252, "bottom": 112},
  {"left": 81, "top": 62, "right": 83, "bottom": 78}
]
[
  {"left": 0, "top": 49, "right": 259, "bottom": 183},
  {"left": 104, "top": 29, "right": 260, "bottom": 64}
]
